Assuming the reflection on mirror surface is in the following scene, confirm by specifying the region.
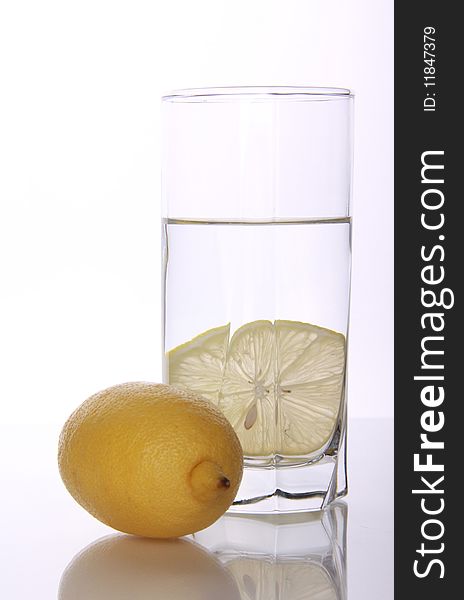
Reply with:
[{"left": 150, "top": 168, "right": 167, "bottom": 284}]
[
  {"left": 194, "top": 501, "right": 347, "bottom": 600},
  {"left": 58, "top": 534, "right": 241, "bottom": 600},
  {"left": 59, "top": 503, "right": 346, "bottom": 600}
]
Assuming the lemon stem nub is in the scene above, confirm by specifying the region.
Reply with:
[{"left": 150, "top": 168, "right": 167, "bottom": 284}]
[
  {"left": 190, "top": 460, "right": 232, "bottom": 502},
  {"left": 219, "top": 476, "right": 230, "bottom": 489}
]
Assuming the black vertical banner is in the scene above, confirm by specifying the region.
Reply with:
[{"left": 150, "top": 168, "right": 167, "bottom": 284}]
[{"left": 395, "top": 3, "right": 459, "bottom": 597}]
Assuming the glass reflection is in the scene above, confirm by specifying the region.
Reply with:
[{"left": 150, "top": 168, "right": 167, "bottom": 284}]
[{"left": 194, "top": 501, "right": 347, "bottom": 600}]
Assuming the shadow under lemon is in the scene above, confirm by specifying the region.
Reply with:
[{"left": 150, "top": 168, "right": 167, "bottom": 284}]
[{"left": 58, "top": 534, "right": 241, "bottom": 600}]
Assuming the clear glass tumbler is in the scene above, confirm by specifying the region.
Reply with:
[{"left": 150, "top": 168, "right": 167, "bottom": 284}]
[{"left": 161, "top": 87, "right": 353, "bottom": 512}]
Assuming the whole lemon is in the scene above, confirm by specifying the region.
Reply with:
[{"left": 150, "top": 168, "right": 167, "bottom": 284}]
[{"left": 58, "top": 382, "right": 243, "bottom": 538}]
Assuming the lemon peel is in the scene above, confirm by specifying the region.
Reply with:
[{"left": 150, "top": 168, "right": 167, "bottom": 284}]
[{"left": 58, "top": 382, "right": 243, "bottom": 538}]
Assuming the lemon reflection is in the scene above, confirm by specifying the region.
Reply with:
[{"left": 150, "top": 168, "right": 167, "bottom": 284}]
[
  {"left": 59, "top": 534, "right": 241, "bottom": 600},
  {"left": 194, "top": 502, "right": 347, "bottom": 600}
]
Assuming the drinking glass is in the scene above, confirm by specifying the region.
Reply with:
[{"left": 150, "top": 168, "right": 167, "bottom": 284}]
[{"left": 162, "top": 87, "right": 354, "bottom": 512}]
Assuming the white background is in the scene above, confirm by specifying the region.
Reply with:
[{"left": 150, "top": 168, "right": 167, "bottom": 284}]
[
  {"left": 0, "top": 0, "right": 393, "bottom": 425},
  {"left": 0, "top": 3, "right": 393, "bottom": 598}
]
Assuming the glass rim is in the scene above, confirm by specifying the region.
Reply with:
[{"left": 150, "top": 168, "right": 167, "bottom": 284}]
[{"left": 162, "top": 86, "right": 354, "bottom": 103}]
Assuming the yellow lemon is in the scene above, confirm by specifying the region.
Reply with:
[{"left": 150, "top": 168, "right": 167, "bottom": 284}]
[
  {"left": 58, "top": 382, "right": 243, "bottom": 538},
  {"left": 59, "top": 534, "right": 241, "bottom": 600}
]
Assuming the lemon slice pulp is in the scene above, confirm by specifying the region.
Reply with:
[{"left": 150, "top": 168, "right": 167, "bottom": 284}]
[{"left": 167, "top": 320, "right": 345, "bottom": 457}]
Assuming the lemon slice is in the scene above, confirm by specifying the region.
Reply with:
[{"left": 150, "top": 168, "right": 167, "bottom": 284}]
[
  {"left": 274, "top": 320, "right": 345, "bottom": 456},
  {"left": 167, "top": 324, "right": 230, "bottom": 403},
  {"left": 226, "top": 557, "right": 338, "bottom": 600},
  {"left": 167, "top": 320, "right": 345, "bottom": 457}
]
